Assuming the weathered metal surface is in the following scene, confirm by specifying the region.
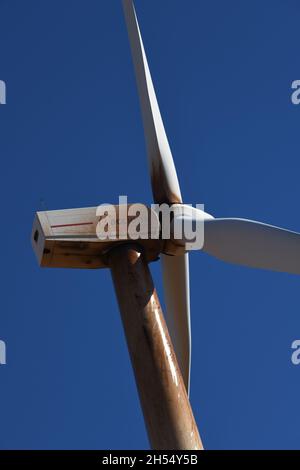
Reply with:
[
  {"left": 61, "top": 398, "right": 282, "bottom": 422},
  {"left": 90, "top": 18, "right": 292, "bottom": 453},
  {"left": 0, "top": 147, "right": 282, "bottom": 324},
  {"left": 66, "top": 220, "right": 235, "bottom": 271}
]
[{"left": 108, "top": 244, "right": 203, "bottom": 450}]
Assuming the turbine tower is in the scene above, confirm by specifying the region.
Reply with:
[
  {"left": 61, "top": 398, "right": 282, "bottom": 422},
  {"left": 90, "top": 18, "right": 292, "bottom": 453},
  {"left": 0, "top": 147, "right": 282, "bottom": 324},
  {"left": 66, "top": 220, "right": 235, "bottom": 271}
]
[{"left": 31, "top": 0, "right": 300, "bottom": 450}]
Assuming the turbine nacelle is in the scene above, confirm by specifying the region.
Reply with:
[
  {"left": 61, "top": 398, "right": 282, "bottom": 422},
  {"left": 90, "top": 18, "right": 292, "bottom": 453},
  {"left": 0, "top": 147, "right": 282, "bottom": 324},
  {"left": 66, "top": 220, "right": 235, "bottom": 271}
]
[
  {"left": 31, "top": 203, "right": 214, "bottom": 270},
  {"left": 31, "top": 205, "right": 163, "bottom": 270}
]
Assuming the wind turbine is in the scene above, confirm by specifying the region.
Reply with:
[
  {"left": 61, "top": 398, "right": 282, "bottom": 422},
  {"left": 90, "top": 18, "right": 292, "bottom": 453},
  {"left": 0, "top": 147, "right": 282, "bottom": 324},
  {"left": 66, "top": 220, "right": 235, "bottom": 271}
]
[{"left": 31, "top": 0, "right": 300, "bottom": 450}]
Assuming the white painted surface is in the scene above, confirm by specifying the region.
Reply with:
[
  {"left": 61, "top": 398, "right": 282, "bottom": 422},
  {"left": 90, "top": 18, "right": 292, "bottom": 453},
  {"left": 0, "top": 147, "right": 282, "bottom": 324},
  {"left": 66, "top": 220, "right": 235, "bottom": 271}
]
[{"left": 122, "top": 0, "right": 182, "bottom": 204}]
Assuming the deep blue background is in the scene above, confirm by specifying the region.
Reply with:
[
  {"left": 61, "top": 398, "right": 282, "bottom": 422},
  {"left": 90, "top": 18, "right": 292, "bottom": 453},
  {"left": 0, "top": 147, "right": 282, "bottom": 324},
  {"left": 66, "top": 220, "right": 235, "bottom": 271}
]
[{"left": 0, "top": 0, "right": 300, "bottom": 449}]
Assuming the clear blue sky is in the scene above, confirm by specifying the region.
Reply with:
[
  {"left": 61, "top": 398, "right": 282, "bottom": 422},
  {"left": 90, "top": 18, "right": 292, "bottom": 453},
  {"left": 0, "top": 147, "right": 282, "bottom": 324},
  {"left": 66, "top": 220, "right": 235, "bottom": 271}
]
[{"left": 0, "top": 0, "right": 300, "bottom": 450}]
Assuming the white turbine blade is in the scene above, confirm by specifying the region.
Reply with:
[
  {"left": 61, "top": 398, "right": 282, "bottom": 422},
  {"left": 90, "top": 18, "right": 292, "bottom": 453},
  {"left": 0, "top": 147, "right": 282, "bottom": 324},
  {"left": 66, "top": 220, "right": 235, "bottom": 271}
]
[
  {"left": 161, "top": 254, "right": 191, "bottom": 395},
  {"left": 203, "top": 218, "right": 300, "bottom": 274},
  {"left": 122, "top": 0, "right": 182, "bottom": 204}
]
